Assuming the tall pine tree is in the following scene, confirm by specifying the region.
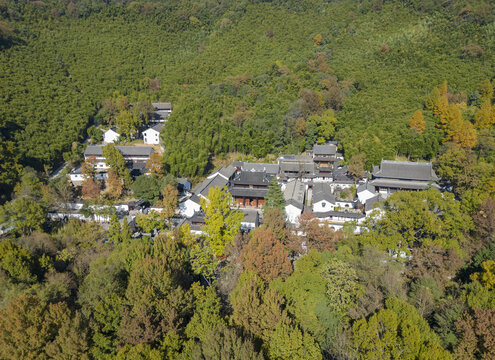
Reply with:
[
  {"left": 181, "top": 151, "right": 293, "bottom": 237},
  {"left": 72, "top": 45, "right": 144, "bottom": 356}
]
[{"left": 264, "top": 177, "right": 285, "bottom": 214}]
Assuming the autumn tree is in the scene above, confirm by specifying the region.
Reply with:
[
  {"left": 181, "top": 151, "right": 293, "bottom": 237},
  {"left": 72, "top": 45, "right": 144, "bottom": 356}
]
[
  {"left": 81, "top": 156, "right": 97, "bottom": 179},
  {"left": 0, "top": 295, "right": 73, "bottom": 360},
  {"left": 106, "top": 169, "right": 123, "bottom": 199},
  {"left": 146, "top": 152, "right": 164, "bottom": 179},
  {"left": 455, "top": 308, "right": 495, "bottom": 360},
  {"left": 81, "top": 177, "right": 100, "bottom": 200},
  {"left": 201, "top": 186, "right": 243, "bottom": 257},
  {"left": 470, "top": 260, "right": 495, "bottom": 290},
  {"left": 241, "top": 228, "right": 292, "bottom": 282},
  {"left": 262, "top": 208, "right": 289, "bottom": 244},
  {"left": 409, "top": 110, "right": 426, "bottom": 134},
  {"left": 103, "top": 144, "right": 132, "bottom": 188},
  {"left": 426, "top": 86, "right": 448, "bottom": 118},
  {"left": 474, "top": 101, "right": 495, "bottom": 129},
  {"left": 348, "top": 154, "right": 365, "bottom": 181},
  {"left": 158, "top": 184, "right": 178, "bottom": 224},
  {"left": 473, "top": 198, "right": 495, "bottom": 241},
  {"left": 313, "top": 33, "right": 323, "bottom": 46},
  {"left": 297, "top": 212, "right": 343, "bottom": 252}
]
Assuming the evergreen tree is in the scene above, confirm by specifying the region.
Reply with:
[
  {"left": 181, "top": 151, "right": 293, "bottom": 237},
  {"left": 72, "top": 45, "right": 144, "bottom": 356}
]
[
  {"left": 264, "top": 177, "right": 285, "bottom": 214},
  {"left": 108, "top": 213, "right": 121, "bottom": 243},
  {"left": 121, "top": 217, "right": 132, "bottom": 242}
]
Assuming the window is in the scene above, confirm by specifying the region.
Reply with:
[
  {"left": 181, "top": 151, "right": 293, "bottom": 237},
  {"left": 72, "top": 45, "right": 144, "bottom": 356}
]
[{"left": 322, "top": 202, "right": 326, "bottom": 208}]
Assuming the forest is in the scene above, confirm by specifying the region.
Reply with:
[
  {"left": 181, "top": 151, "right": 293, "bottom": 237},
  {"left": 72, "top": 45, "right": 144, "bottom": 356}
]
[
  {"left": 0, "top": 0, "right": 495, "bottom": 359},
  {"left": 0, "top": 0, "right": 494, "bottom": 197}
]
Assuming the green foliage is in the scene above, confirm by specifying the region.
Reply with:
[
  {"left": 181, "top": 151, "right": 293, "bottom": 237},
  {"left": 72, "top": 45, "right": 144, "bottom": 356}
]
[
  {"left": 352, "top": 297, "right": 452, "bottom": 360},
  {"left": 0, "top": 197, "right": 46, "bottom": 235},
  {"left": 0, "top": 239, "right": 38, "bottom": 283},
  {"left": 321, "top": 258, "right": 362, "bottom": 315},
  {"left": 189, "top": 245, "right": 217, "bottom": 285},
  {"left": 271, "top": 250, "right": 342, "bottom": 352},
  {"left": 186, "top": 324, "right": 264, "bottom": 360},
  {"left": 87, "top": 125, "right": 103, "bottom": 143},
  {"left": 362, "top": 189, "right": 473, "bottom": 253},
  {"left": 135, "top": 212, "right": 164, "bottom": 233},
  {"left": 185, "top": 283, "right": 225, "bottom": 342},
  {"left": 268, "top": 322, "right": 322, "bottom": 360},
  {"left": 131, "top": 175, "right": 161, "bottom": 204},
  {"left": 264, "top": 178, "right": 285, "bottom": 214}
]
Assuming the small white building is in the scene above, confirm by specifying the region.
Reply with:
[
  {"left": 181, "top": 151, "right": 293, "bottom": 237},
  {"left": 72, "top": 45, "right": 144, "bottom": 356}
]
[
  {"left": 143, "top": 123, "right": 163, "bottom": 145},
  {"left": 69, "top": 167, "right": 107, "bottom": 185},
  {"left": 313, "top": 211, "right": 366, "bottom": 233},
  {"left": 83, "top": 145, "right": 154, "bottom": 170},
  {"left": 179, "top": 195, "right": 202, "bottom": 218},
  {"left": 312, "top": 183, "right": 335, "bottom": 213},
  {"left": 357, "top": 183, "right": 376, "bottom": 204},
  {"left": 150, "top": 102, "right": 172, "bottom": 123},
  {"left": 103, "top": 128, "right": 120, "bottom": 144},
  {"left": 283, "top": 180, "right": 306, "bottom": 225},
  {"left": 240, "top": 209, "right": 260, "bottom": 232}
]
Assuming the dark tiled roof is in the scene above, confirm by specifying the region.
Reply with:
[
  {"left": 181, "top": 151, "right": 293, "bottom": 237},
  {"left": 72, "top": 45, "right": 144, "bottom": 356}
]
[
  {"left": 312, "top": 183, "right": 335, "bottom": 204},
  {"left": 241, "top": 209, "right": 260, "bottom": 224},
  {"left": 283, "top": 180, "right": 305, "bottom": 209},
  {"left": 234, "top": 161, "right": 280, "bottom": 175},
  {"left": 145, "top": 123, "right": 163, "bottom": 133},
  {"left": 369, "top": 178, "right": 440, "bottom": 190},
  {"left": 192, "top": 175, "right": 229, "bottom": 198},
  {"left": 357, "top": 183, "right": 376, "bottom": 193},
  {"left": 217, "top": 165, "right": 237, "bottom": 180},
  {"left": 365, "top": 194, "right": 382, "bottom": 212},
  {"left": 229, "top": 188, "right": 268, "bottom": 198},
  {"left": 189, "top": 194, "right": 201, "bottom": 205},
  {"left": 313, "top": 144, "right": 337, "bottom": 156},
  {"left": 232, "top": 171, "right": 273, "bottom": 186},
  {"left": 84, "top": 145, "right": 154, "bottom": 157},
  {"left": 313, "top": 211, "right": 365, "bottom": 220},
  {"left": 373, "top": 160, "right": 439, "bottom": 181},
  {"left": 152, "top": 102, "right": 172, "bottom": 110}
]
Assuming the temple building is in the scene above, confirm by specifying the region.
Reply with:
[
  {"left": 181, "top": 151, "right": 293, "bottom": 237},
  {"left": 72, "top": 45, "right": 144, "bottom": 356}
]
[
  {"left": 369, "top": 160, "right": 440, "bottom": 196},
  {"left": 229, "top": 171, "right": 273, "bottom": 208}
]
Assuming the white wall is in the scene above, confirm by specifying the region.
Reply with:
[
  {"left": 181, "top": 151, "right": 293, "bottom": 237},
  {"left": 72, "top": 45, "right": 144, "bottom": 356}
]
[
  {"left": 143, "top": 129, "right": 160, "bottom": 145},
  {"left": 179, "top": 199, "right": 201, "bottom": 218},
  {"left": 104, "top": 130, "right": 120, "bottom": 144},
  {"left": 285, "top": 204, "right": 302, "bottom": 225},
  {"left": 357, "top": 190, "right": 376, "bottom": 204},
  {"left": 312, "top": 200, "right": 335, "bottom": 213}
]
